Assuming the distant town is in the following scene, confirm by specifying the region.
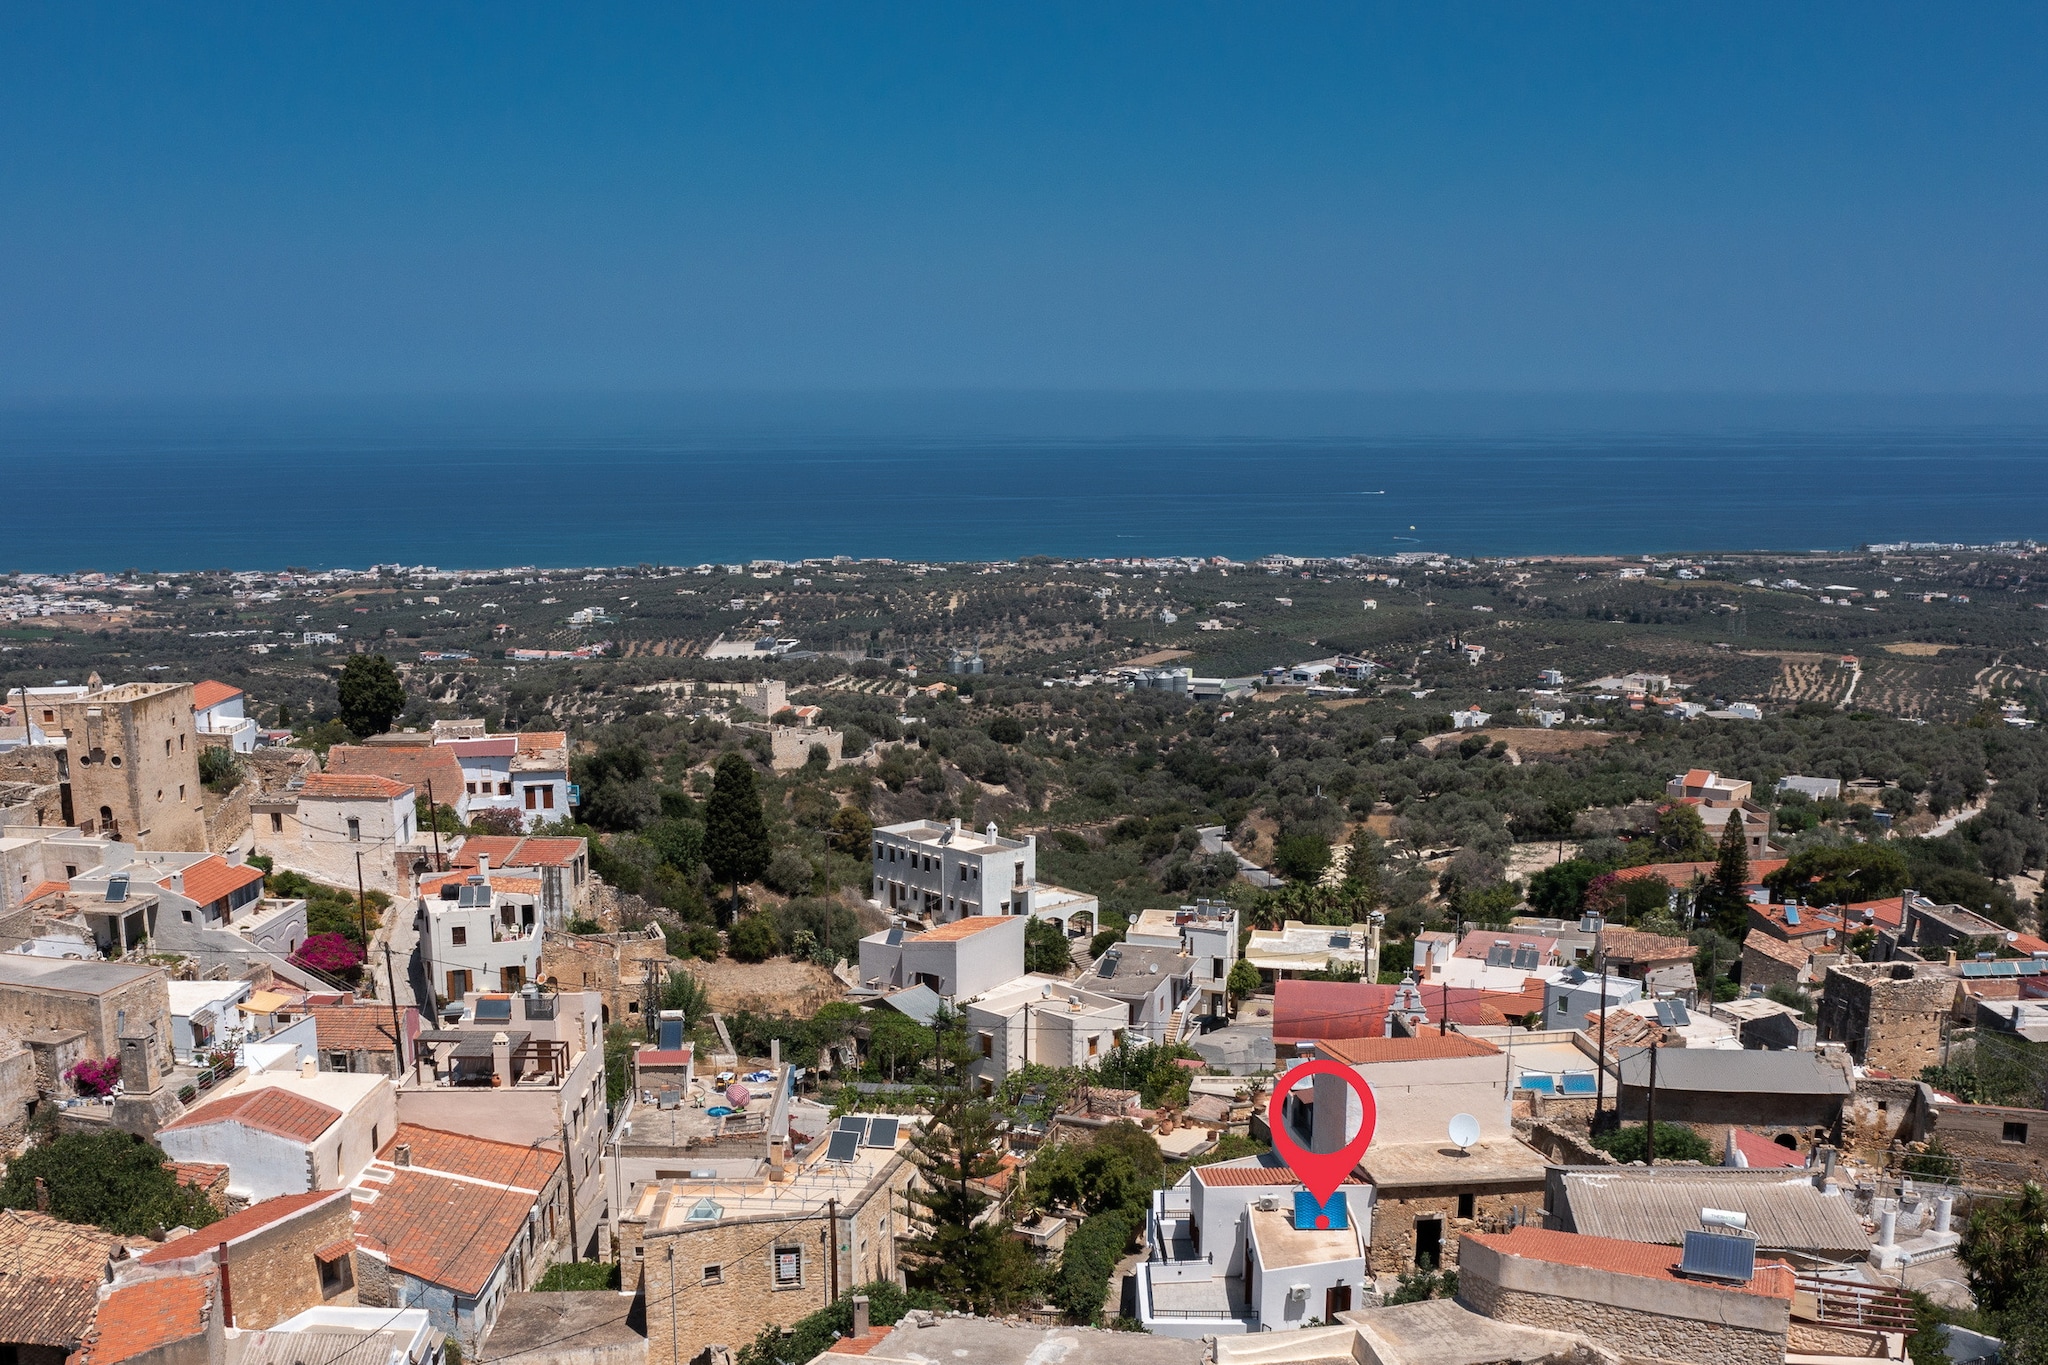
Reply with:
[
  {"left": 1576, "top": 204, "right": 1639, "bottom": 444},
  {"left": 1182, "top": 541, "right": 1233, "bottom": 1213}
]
[{"left": 1, "top": 544, "right": 2044, "bottom": 1365}]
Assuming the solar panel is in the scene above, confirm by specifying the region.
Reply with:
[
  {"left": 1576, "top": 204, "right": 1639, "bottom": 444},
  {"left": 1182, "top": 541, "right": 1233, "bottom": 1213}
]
[
  {"left": 1560, "top": 1073, "right": 1598, "bottom": 1095},
  {"left": 825, "top": 1129, "right": 861, "bottom": 1163},
  {"left": 836, "top": 1115, "right": 869, "bottom": 1134},
  {"left": 1667, "top": 1001, "right": 1692, "bottom": 1027},
  {"left": 105, "top": 873, "right": 128, "bottom": 904},
  {"left": 864, "top": 1117, "right": 899, "bottom": 1147}
]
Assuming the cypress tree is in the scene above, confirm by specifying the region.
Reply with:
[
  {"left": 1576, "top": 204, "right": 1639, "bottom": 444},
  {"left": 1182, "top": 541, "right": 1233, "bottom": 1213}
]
[
  {"left": 1707, "top": 807, "right": 1751, "bottom": 937},
  {"left": 702, "top": 752, "right": 771, "bottom": 924}
]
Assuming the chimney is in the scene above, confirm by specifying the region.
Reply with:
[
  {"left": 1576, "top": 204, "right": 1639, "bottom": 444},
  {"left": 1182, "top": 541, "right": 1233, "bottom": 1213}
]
[
  {"left": 478, "top": 853, "right": 492, "bottom": 888},
  {"left": 770, "top": 1038, "right": 780, "bottom": 1068},
  {"left": 300, "top": 1057, "right": 317, "bottom": 1079},
  {"left": 949, "top": 817, "right": 962, "bottom": 837},
  {"left": 492, "top": 1031, "right": 512, "bottom": 1087},
  {"left": 852, "top": 1295, "right": 871, "bottom": 1338},
  {"left": 985, "top": 821, "right": 999, "bottom": 842},
  {"left": 768, "top": 1134, "right": 786, "bottom": 1181},
  {"left": 395, "top": 1143, "right": 412, "bottom": 1167}
]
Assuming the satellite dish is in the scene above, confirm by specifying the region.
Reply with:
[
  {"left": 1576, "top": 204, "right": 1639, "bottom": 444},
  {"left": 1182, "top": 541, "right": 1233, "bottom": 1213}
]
[{"left": 1448, "top": 1113, "right": 1481, "bottom": 1152}]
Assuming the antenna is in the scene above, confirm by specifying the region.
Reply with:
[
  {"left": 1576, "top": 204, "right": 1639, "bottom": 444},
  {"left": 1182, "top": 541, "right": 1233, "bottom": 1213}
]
[{"left": 1448, "top": 1113, "right": 1480, "bottom": 1153}]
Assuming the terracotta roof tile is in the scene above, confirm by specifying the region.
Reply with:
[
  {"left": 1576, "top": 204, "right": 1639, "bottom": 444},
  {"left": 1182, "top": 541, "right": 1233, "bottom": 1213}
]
[
  {"left": 1190, "top": 1164, "right": 1368, "bottom": 1187},
  {"left": 916, "top": 916, "right": 1015, "bottom": 942},
  {"left": 353, "top": 1126, "right": 561, "bottom": 1296},
  {"left": 167, "top": 1162, "right": 229, "bottom": 1193},
  {"left": 309, "top": 1004, "right": 404, "bottom": 1053},
  {"left": 1466, "top": 1226, "right": 1796, "bottom": 1300},
  {"left": 1732, "top": 1128, "right": 1810, "bottom": 1169},
  {"left": 1598, "top": 927, "right": 1694, "bottom": 964},
  {"left": 1273, "top": 980, "right": 1535, "bottom": 1044},
  {"left": 22, "top": 878, "right": 70, "bottom": 903},
  {"left": 78, "top": 1273, "right": 213, "bottom": 1365},
  {"left": 325, "top": 744, "right": 464, "bottom": 806},
  {"left": 1317, "top": 1033, "right": 1500, "bottom": 1064},
  {"left": 299, "top": 772, "right": 413, "bottom": 800},
  {"left": 165, "top": 856, "right": 265, "bottom": 908},
  {"left": 451, "top": 836, "right": 585, "bottom": 869},
  {"left": 420, "top": 870, "right": 542, "bottom": 897},
  {"left": 0, "top": 1209, "right": 119, "bottom": 1348},
  {"left": 827, "top": 1326, "right": 897, "bottom": 1356},
  {"left": 514, "top": 731, "right": 568, "bottom": 759},
  {"left": 139, "top": 1189, "right": 348, "bottom": 1264},
  {"left": 190, "top": 681, "right": 243, "bottom": 712},
  {"left": 1744, "top": 929, "right": 1812, "bottom": 971},
  {"left": 379, "top": 1123, "right": 560, "bottom": 1188},
  {"left": 160, "top": 1086, "right": 342, "bottom": 1144}
]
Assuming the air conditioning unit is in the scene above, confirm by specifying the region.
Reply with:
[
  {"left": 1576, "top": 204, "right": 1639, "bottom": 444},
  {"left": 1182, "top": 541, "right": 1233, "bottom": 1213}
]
[
  {"left": 1255, "top": 1197, "right": 1280, "bottom": 1212},
  {"left": 1287, "top": 1284, "right": 1310, "bottom": 1303}
]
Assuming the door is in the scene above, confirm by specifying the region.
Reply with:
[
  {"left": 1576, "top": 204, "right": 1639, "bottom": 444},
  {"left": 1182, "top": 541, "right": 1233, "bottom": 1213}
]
[
  {"left": 447, "top": 969, "right": 473, "bottom": 998},
  {"left": 1324, "top": 1284, "right": 1352, "bottom": 1320},
  {"left": 1414, "top": 1216, "right": 1443, "bottom": 1270}
]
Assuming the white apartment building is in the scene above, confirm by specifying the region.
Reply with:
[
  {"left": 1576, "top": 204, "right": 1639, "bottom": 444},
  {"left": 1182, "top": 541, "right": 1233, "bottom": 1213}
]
[
  {"left": 419, "top": 858, "right": 547, "bottom": 998},
  {"left": 872, "top": 817, "right": 1036, "bottom": 919},
  {"left": 1127, "top": 900, "right": 1239, "bottom": 1023},
  {"left": 440, "top": 732, "right": 572, "bottom": 831},
  {"left": 192, "top": 680, "right": 258, "bottom": 753}
]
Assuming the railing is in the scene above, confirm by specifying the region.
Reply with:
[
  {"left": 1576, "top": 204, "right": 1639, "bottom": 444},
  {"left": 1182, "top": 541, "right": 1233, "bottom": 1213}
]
[{"left": 1795, "top": 1273, "right": 1917, "bottom": 1332}]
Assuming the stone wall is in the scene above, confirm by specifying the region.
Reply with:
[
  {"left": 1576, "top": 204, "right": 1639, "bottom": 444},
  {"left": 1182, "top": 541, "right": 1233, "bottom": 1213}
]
[
  {"left": 1513, "top": 1119, "right": 1615, "bottom": 1168},
  {"left": 1366, "top": 1179, "right": 1546, "bottom": 1276},
  {"left": 1927, "top": 1102, "right": 2048, "bottom": 1189},
  {"left": 541, "top": 928, "right": 673, "bottom": 1028},
  {"left": 1818, "top": 963, "right": 1955, "bottom": 1076},
  {"left": 203, "top": 781, "right": 253, "bottom": 856},
  {"left": 1843, "top": 1078, "right": 1927, "bottom": 1161},
  {"left": 1786, "top": 1322, "right": 1894, "bottom": 1357},
  {"left": 223, "top": 1193, "right": 360, "bottom": 1328},
  {"left": 635, "top": 1159, "right": 913, "bottom": 1358}
]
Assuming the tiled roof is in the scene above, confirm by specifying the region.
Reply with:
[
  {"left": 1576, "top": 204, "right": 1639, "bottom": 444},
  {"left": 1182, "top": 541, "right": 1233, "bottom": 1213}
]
[
  {"left": 1613, "top": 858, "right": 1787, "bottom": 885},
  {"left": 420, "top": 870, "right": 542, "bottom": 897},
  {"left": 1599, "top": 927, "right": 1693, "bottom": 964},
  {"left": 22, "top": 878, "right": 70, "bottom": 903},
  {"left": 514, "top": 731, "right": 568, "bottom": 759},
  {"left": 165, "top": 856, "right": 265, "bottom": 908},
  {"left": 1743, "top": 929, "right": 1812, "bottom": 970},
  {"left": 0, "top": 1209, "right": 119, "bottom": 1348},
  {"left": 167, "top": 1161, "right": 229, "bottom": 1192},
  {"left": 451, "top": 836, "right": 585, "bottom": 869},
  {"left": 310, "top": 1004, "right": 403, "bottom": 1053},
  {"left": 77, "top": 1273, "right": 213, "bottom": 1365},
  {"left": 1842, "top": 898, "right": 1906, "bottom": 929},
  {"left": 325, "top": 744, "right": 464, "bottom": 806},
  {"left": 380, "top": 1123, "right": 560, "bottom": 1187},
  {"left": 139, "top": 1189, "right": 348, "bottom": 1264},
  {"left": 826, "top": 1326, "right": 897, "bottom": 1356},
  {"left": 190, "top": 681, "right": 243, "bottom": 711},
  {"left": 1468, "top": 1226, "right": 1797, "bottom": 1299},
  {"left": 1317, "top": 1033, "right": 1500, "bottom": 1064},
  {"left": 1732, "top": 1129, "right": 1810, "bottom": 1169},
  {"left": 160, "top": 1086, "right": 342, "bottom": 1144},
  {"left": 1681, "top": 769, "right": 1715, "bottom": 786},
  {"left": 1452, "top": 931, "right": 1557, "bottom": 961},
  {"left": 353, "top": 1126, "right": 560, "bottom": 1296},
  {"left": 299, "top": 772, "right": 413, "bottom": 800},
  {"left": 1191, "top": 1163, "right": 1368, "bottom": 1187},
  {"left": 918, "top": 915, "right": 1016, "bottom": 942},
  {"left": 1557, "top": 1170, "right": 1866, "bottom": 1255},
  {"left": 1273, "top": 980, "right": 1536, "bottom": 1043}
]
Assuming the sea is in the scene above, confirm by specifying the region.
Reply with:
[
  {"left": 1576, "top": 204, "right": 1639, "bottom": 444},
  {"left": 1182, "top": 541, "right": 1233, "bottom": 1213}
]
[{"left": 3, "top": 391, "right": 2047, "bottom": 573}]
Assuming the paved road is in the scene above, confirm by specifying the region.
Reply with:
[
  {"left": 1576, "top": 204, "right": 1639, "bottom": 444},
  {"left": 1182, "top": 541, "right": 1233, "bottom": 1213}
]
[{"left": 369, "top": 894, "right": 433, "bottom": 1017}]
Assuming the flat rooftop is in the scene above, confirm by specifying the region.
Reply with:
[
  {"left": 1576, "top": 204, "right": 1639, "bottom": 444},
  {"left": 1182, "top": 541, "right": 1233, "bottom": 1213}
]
[
  {"left": 1248, "top": 1205, "right": 1362, "bottom": 1271},
  {"left": 1361, "top": 1139, "right": 1550, "bottom": 1187},
  {"left": 0, "top": 954, "right": 159, "bottom": 993},
  {"left": 856, "top": 1317, "right": 1202, "bottom": 1365},
  {"left": 633, "top": 1114, "right": 913, "bottom": 1227}
]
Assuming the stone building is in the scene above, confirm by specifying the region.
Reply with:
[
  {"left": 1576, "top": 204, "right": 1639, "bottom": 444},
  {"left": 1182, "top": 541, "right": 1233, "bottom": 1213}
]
[
  {"left": 124, "top": 1189, "right": 360, "bottom": 1329},
  {"left": 250, "top": 772, "right": 423, "bottom": 898},
  {"left": 1455, "top": 1227, "right": 1795, "bottom": 1365},
  {"left": 622, "top": 1116, "right": 917, "bottom": 1360},
  {"left": 1817, "top": 960, "right": 1957, "bottom": 1075},
  {"left": 54, "top": 681, "right": 208, "bottom": 851},
  {"left": 539, "top": 923, "right": 672, "bottom": 1027},
  {"left": 1924, "top": 1100, "right": 2048, "bottom": 1189},
  {"left": 0, "top": 955, "right": 172, "bottom": 1076}
]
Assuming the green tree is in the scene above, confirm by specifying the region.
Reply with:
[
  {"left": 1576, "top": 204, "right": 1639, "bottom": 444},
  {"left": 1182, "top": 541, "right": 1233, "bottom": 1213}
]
[
  {"left": 1702, "top": 807, "right": 1753, "bottom": 937},
  {"left": 660, "top": 967, "right": 712, "bottom": 1029},
  {"left": 1340, "top": 826, "right": 1384, "bottom": 907},
  {"left": 735, "top": 1280, "right": 947, "bottom": 1365},
  {"left": 1528, "top": 858, "right": 1606, "bottom": 917},
  {"left": 1022, "top": 1122, "right": 1163, "bottom": 1216},
  {"left": 761, "top": 847, "right": 817, "bottom": 897},
  {"left": 703, "top": 752, "right": 772, "bottom": 922},
  {"left": 1591, "top": 1121, "right": 1714, "bottom": 1164},
  {"left": 1273, "top": 832, "right": 1333, "bottom": 884},
  {"left": 866, "top": 1011, "right": 933, "bottom": 1079},
  {"left": 988, "top": 715, "right": 1025, "bottom": 745},
  {"left": 336, "top": 654, "right": 405, "bottom": 737},
  {"left": 1051, "top": 1207, "right": 1139, "bottom": 1324},
  {"left": 829, "top": 803, "right": 875, "bottom": 857},
  {"left": 197, "top": 745, "right": 242, "bottom": 791},
  {"left": 1227, "top": 958, "right": 1262, "bottom": 1004},
  {"left": 1025, "top": 917, "right": 1074, "bottom": 974},
  {"left": 1652, "top": 803, "right": 1715, "bottom": 861},
  {"left": 1764, "top": 843, "right": 1911, "bottom": 907},
  {"left": 728, "top": 912, "right": 781, "bottom": 962},
  {"left": 899, "top": 1092, "right": 1039, "bottom": 1315},
  {"left": 0, "top": 1131, "right": 220, "bottom": 1235},
  {"left": 1961, "top": 1181, "right": 2048, "bottom": 1317}
]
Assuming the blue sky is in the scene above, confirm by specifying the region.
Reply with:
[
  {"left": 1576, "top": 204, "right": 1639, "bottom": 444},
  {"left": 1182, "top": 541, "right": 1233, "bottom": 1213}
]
[{"left": 2, "top": 4, "right": 2044, "bottom": 397}]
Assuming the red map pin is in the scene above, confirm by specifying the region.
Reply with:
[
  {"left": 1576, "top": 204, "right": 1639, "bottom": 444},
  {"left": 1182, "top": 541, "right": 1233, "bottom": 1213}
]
[{"left": 1266, "top": 1057, "right": 1377, "bottom": 1204}]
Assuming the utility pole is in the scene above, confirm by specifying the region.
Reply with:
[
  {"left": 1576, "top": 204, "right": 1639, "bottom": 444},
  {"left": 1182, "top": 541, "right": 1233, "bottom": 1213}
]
[
  {"left": 827, "top": 1197, "right": 840, "bottom": 1301},
  {"left": 1644, "top": 1042, "right": 1659, "bottom": 1168},
  {"left": 560, "top": 1120, "right": 581, "bottom": 1262},
  {"left": 383, "top": 941, "right": 407, "bottom": 1074}
]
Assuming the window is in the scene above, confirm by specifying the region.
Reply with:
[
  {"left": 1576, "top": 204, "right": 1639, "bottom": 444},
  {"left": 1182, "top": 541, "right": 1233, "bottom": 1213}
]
[
  {"left": 1087, "top": 1035, "right": 1100, "bottom": 1057},
  {"left": 958, "top": 865, "right": 968, "bottom": 881},
  {"left": 270, "top": 812, "right": 283, "bottom": 832},
  {"left": 317, "top": 1247, "right": 354, "bottom": 1298},
  {"left": 178, "top": 784, "right": 186, "bottom": 802},
  {"left": 525, "top": 786, "right": 539, "bottom": 810},
  {"left": 1458, "top": 1192, "right": 1476, "bottom": 1219},
  {"left": 165, "top": 738, "right": 172, "bottom": 756},
  {"left": 499, "top": 782, "right": 512, "bottom": 796},
  {"left": 181, "top": 910, "right": 192, "bottom": 922},
  {"left": 979, "top": 1032, "right": 994, "bottom": 1058},
  {"left": 446, "top": 969, "right": 472, "bottom": 997},
  {"left": 347, "top": 817, "right": 361, "bottom": 842},
  {"left": 1014, "top": 863, "right": 1025, "bottom": 886},
  {"left": 451, "top": 926, "right": 467, "bottom": 945},
  {"left": 773, "top": 1246, "right": 802, "bottom": 1288},
  {"left": 466, "top": 783, "right": 477, "bottom": 795},
  {"left": 180, "top": 734, "right": 185, "bottom": 751},
  {"left": 329, "top": 1051, "right": 350, "bottom": 1071},
  {"left": 702, "top": 1265, "right": 723, "bottom": 1285},
  {"left": 2005, "top": 1122, "right": 2030, "bottom": 1144}
]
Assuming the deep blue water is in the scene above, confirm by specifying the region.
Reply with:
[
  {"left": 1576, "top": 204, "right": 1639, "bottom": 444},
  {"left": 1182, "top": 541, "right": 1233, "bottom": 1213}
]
[{"left": 3, "top": 393, "right": 2047, "bottom": 571}]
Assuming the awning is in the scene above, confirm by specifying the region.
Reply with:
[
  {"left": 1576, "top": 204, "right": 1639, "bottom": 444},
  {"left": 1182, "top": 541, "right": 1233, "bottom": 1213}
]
[{"left": 243, "top": 990, "right": 292, "bottom": 1014}]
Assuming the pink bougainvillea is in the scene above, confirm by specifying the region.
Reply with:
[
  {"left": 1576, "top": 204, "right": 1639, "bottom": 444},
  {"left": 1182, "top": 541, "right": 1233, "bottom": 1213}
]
[
  {"left": 65, "top": 1056, "right": 123, "bottom": 1097},
  {"left": 292, "top": 932, "right": 365, "bottom": 977}
]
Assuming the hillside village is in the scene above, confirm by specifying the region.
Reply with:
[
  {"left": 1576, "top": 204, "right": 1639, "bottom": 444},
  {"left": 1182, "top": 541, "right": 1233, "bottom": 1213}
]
[{"left": 0, "top": 554, "right": 2046, "bottom": 1365}]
